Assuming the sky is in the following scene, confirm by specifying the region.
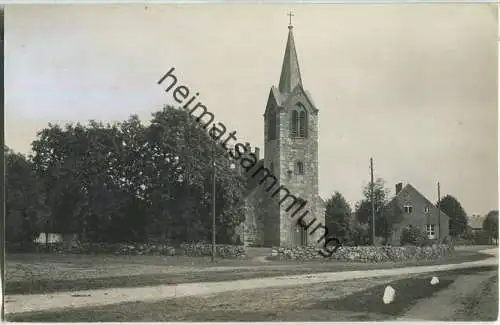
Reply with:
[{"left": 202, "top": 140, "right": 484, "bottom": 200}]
[{"left": 5, "top": 3, "right": 498, "bottom": 216}]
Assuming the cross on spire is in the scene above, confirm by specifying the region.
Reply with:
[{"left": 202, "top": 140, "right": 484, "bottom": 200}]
[
  {"left": 287, "top": 11, "right": 294, "bottom": 27},
  {"left": 279, "top": 11, "right": 302, "bottom": 93}
]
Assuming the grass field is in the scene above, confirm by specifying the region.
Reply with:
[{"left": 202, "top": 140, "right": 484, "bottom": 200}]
[
  {"left": 9, "top": 266, "right": 497, "bottom": 322},
  {"left": 6, "top": 249, "right": 493, "bottom": 295}
]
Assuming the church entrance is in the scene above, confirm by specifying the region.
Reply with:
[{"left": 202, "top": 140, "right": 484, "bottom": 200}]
[{"left": 295, "top": 225, "right": 308, "bottom": 246}]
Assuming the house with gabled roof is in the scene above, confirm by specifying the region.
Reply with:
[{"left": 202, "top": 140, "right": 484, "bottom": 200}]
[
  {"left": 468, "top": 214, "right": 485, "bottom": 235},
  {"left": 386, "top": 182, "right": 450, "bottom": 245}
]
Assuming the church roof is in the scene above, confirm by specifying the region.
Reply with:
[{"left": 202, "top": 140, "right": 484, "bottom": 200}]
[{"left": 278, "top": 25, "right": 303, "bottom": 94}]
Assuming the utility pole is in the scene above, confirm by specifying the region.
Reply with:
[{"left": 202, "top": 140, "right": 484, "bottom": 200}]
[
  {"left": 370, "top": 158, "right": 376, "bottom": 246},
  {"left": 437, "top": 182, "right": 441, "bottom": 241},
  {"left": 211, "top": 148, "right": 216, "bottom": 263}
]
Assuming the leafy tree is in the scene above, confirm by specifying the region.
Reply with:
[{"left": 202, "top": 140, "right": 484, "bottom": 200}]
[
  {"left": 26, "top": 105, "right": 247, "bottom": 246},
  {"left": 355, "top": 178, "right": 400, "bottom": 243},
  {"left": 483, "top": 210, "right": 498, "bottom": 244},
  {"left": 437, "top": 195, "right": 468, "bottom": 238},
  {"left": 356, "top": 178, "right": 390, "bottom": 224},
  {"left": 144, "top": 106, "right": 245, "bottom": 243},
  {"left": 324, "top": 192, "right": 352, "bottom": 241},
  {"left": 378, "top": 199, "right": 404, "bottom": 244},
  {"left": 6, "top": 147, "right": 50, "bottom": 246},
  {"left": 30, "top": 123, "right": 86, "bottom": 235}
]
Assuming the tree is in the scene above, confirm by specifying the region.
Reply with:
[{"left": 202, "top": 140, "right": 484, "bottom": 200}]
[
  {"left": 30, "top": 123, "right": 87, "bottom": 236},
  {"left": 355, "top": 178, "right": 400, "bottom": 243},
  {"left": 356, "top": 178, "right": 390, "bottom": 224},
  {"left": 26, "top": 105, "right": 248, "bottom": 246},
  {"left": 30, "top": 120, "right": 148, "bottom": 242},
  {"left": 6, "top": 147, "right": 50, "bottom": 247},
  {"left": 437, "top": 195, "right": 468, "bottom": 238},
  {"left": 378, "top": 199, "right": 404, "bottom": 244},
  {"left": 144, "top": 106, "right": 246, "bottom": 243},
  {"left": 324, "top": 192, "right": 352, "bottom": 242},
  {"left": 483, "top": 210, "right": 498, "bottom": 245}
]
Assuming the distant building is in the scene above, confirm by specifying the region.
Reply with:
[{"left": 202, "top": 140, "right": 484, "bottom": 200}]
[
  {"left": 34, "top": 233, "right": 78, "bottom": 247},
  {"left": 385, "top": 182, "right": 450, "bottom": 245},
  {"left": 468, "top": 214, "right": 485, "bottom": 235},
  {"left": 34, "top": 233, "right": 63, "bottom": 244}
]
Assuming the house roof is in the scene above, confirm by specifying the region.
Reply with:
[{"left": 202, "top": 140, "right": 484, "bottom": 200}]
[
  {"left": 388, "top": 183, "right": 451, "bottom": 220},
  {"left": 468, "top": 214, "right": 485, "bottom": 229}
]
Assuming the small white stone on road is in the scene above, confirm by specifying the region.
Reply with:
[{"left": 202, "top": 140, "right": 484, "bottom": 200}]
[
  {"left": 430, "top": 276, "right": 439, "bottom": 285},
  {"left": 383, "top": 285, "right": 395, "bottom": 304}
]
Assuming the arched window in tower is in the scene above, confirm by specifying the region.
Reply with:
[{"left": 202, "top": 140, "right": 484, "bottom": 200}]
[
  {"left": 295, "top": 161, "right": 304, "bottom": 175},
  {"left": 268, "top": 110, "right": 277, "bottom": 140},
  {"left": 290, "top": 104, "right": 307, "bottom": 138}
]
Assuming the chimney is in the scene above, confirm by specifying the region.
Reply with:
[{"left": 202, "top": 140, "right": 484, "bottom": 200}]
[
  {"left": 254, "top": 147, "right": 260, "bottom": 160},
  {"left": 395, "top": 182, "right": 403, "bottom": 194}
]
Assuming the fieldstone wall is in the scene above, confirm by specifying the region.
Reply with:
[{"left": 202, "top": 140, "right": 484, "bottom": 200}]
[
  {"left": 271, "top": 245, "right": 453, "bottom": 263},
  {"left": 179, "top": 242, "right": 246, "bottom": 258},
  {"left": 33, "top": 242, "right": 246, "bottom": 258}
]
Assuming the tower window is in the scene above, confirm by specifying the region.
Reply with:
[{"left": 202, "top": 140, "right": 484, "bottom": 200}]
[
  {"left": 268, "top": 110, "right": 277, "bottom": 140},
  {"left": 295, "top": 161, "right": 304, "bottom": 175},
  {"left": 290, "top": 104, "right": 307, "bottom": 138}
]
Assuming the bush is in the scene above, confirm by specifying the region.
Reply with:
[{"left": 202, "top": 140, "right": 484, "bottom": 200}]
[
  {"left": 400, "top": 227, "right": 428, "bottom": 246},
  {"left": 346, "top": 223, "right": 371, "bottom": 246},
  {"left": 473, "top": 230, "right": 493, "bottom": 245}
]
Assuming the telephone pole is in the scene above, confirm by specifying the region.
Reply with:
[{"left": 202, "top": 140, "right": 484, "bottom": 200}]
[
  {"left": 211, "top": 150, "right": 217, "bottom": 263},
  {"left": 437, "top": 182, "right": 441, "bottom": 241},
  {"left": 370, "top": 158, "right": 375, "bottom": 246},
  {"left": 211, "top": 147, "right": 217, "bottom": 263}
]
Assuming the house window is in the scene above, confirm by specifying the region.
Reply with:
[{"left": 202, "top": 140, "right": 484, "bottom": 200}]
[
  {"left": 295, "top": 161, "right": 304, "bottom": 175},
  {"left": 268, "top": 110, "right": 276, "bottom": 140},
  {"left": 290, "top": 104, "right": 307, "bottom": 138},
  {"left": 426, "top": 224, "right": 436, "bottom": 239},
  {"left": 424, "top": 207, "right": 430, "bottom": 214},
  {"left": 404, "top": 205, "right": 413, "bottom": 214}
]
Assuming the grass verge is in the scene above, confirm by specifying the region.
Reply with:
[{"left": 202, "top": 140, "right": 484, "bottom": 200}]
[
  {"left": 6, "top": 249, "right": 493, "bottom": 295},
  {"left": 7, "top": 266, "right": 497, "bottom": 322},
  {"left": 454, "top": 273, "right": 499, "bottom": 321}
]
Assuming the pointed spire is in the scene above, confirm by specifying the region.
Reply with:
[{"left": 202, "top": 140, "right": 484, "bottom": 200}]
[{"left": 278, "top": 23, "right": 302, "bottom": 94}]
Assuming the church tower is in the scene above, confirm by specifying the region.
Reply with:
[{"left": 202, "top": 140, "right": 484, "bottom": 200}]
[{"left": 263, "top": 19, "right": 325, "bottom": 247}]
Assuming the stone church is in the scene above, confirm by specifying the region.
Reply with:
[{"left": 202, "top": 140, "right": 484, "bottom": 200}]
[{"left": 236, "top": 22, "right": 326, "bottom": 248}]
